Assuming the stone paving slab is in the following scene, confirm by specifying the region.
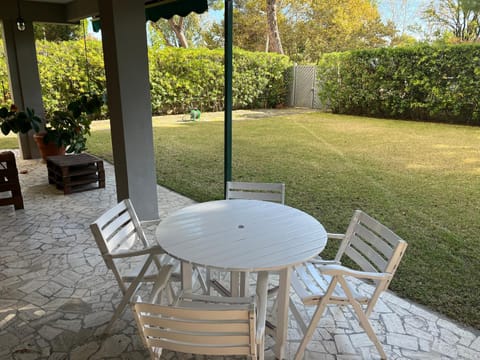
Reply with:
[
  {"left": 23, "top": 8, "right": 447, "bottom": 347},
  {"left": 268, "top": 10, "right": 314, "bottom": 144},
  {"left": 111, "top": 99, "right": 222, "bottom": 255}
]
[{"left": 0, "top": 151, "right": 479, "bottom": 360}]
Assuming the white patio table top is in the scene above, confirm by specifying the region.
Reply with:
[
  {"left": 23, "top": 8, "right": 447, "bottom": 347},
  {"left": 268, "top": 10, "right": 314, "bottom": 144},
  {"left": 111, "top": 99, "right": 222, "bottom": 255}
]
[{"left": 156, "top": 199, "right": 328, "bottom": 359}]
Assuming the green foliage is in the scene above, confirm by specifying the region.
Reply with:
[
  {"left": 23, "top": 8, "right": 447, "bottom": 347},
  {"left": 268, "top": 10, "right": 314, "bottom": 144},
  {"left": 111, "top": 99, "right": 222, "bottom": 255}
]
[
  {"left": 148, "top": 47, "right": 291, "bottom": 114},
  {"left": 34, "top": 22, "right": 84, "bottom": 42},
  {"left": 423, "top": 0, "right": 480, "bottom": 42},
  {"left": 0, "top": 40, "right": 11, "bottom": 104},
  {"left": 213, "top": 0, "right": 395, "bottom": 63},
  {"left": 0, "top": 106, "right": 41, "bottom": 135},
  {"left": 44, "top": 94, "right": 103, "bottom": 153},
  {"left": 2, "top": 38, "right": 290, "bottom": 118},
  {"left": 318, "top": 44, "right": 480, "bottom": 125},
  {"left": 36, "top": 39, "right": 106, "bottom": 118}
]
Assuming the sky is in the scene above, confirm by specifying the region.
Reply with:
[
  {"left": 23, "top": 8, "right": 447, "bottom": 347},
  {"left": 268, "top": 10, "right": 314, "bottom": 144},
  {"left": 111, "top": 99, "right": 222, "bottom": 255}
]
[{"left": 377, "top": 0, "right": 430, "bottom": 38}]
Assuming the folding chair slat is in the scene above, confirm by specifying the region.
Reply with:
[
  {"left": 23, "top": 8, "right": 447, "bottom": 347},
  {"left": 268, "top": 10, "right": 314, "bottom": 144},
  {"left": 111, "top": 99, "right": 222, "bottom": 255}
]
[
  {"left": 147, "top": 339, "right": 252, "bottom": 356},
  {"left": 101, "top": 210, "right": 132, "bottom": 241},
  {"left": 144, "top": 328, "right": 251, "bottom": 344},
  {"left": 345, "top": 246, "right": 379, "bottom": 273},
  {"left": 350, "top": 234, "right": 388, "bottom": 271},
  {"left": 142, "top": 317, "right": 250, "bottom": 333},
  {"left": 296, "top": 263, "right": 322, "bottom": 295},
  {"left": 137, "top": 302, "right": 250, "bottom": 321},
  {"left": 107, "top": 222, "right": 137, "bottom": 253},
  {"left": 227, "top": 190, "right": 283, "bottom": 202},
  {"left": 357, "top": 211, "right": 401, "bottom": 247},
  {"left": 94, "top": 201, "right": 128, "bottom": 229},
  {"left": 227, "top": 181, "right": 284, "bottom": 192},
  {"left": 355, "top": 224, "right": 394, "bottom": 259}
]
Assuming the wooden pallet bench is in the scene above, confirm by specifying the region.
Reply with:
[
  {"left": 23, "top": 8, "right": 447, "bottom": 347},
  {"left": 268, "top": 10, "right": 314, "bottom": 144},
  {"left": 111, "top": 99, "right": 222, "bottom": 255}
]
[{"left": 46, "top": 154, "right": 105, "bottom": 195}]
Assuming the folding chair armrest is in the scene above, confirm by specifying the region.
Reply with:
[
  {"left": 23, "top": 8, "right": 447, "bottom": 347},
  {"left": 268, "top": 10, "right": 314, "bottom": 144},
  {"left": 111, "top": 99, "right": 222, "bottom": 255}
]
[
  {"left": 309, "top": 258, "right": 340, "bottom": 265},
  {"left": 110, "top": 244, "right": 166, "bottom": 258},
  {"left": 327, "top": 233, "right": 345, "bottom": 240},
  {"left": 318, "top": 264, "right": 393, "bottom": 281}
]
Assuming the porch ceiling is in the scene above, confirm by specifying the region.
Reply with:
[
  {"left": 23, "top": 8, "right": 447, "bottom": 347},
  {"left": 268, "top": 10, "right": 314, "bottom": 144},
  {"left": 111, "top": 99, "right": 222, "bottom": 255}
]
[{"left": 2, "top": 0, "right": 205, "bottom": 24}]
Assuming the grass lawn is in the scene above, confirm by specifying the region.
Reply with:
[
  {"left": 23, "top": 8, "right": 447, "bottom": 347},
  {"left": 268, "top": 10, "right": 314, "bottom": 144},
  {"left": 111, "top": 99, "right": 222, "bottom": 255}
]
[{"left": 4, "top": 110, "right": 479, "bottom": 329}]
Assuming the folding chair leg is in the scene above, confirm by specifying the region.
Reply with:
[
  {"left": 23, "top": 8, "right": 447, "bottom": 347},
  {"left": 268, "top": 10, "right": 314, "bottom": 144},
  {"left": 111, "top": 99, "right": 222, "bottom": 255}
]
[
  {"left": 105, "top": 255, "right": 154, "bottom": 334},
  {"left": 338, "top": 277, "right": 387, "bottom": 360},
  {"left": 293, "top": 296, "right": 329, "bottom": 360},
  {"left": 192, "top": 265, "right": 208, "bottom": 294},
  {"left": 294, "top": 278, "right": 339, "bottom": 360},
  {"left": 350, "top": 299, "right": 387, "bottom": 359},
  {"left": 240, "top": 271, "right": 250, "bottom": 296}
]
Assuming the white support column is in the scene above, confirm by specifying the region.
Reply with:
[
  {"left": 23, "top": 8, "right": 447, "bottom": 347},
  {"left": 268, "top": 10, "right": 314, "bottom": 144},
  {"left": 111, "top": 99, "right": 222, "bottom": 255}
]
[
  {"left": 2, "top": 19, "right": 44, "bottom": 159},
  {"left": 99, "top": 0, "right": 159, "bottom": 221}
]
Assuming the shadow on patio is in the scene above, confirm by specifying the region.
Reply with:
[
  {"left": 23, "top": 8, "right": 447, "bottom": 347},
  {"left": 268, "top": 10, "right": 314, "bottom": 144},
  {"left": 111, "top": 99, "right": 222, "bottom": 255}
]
[{"left": 1, "top": 151, "right": 479, "bottom": 359}]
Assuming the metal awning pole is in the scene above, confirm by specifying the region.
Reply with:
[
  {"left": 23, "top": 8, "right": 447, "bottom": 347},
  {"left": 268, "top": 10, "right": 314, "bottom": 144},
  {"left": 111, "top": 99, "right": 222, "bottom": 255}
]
[{"left": 224, "top": 0, "right": 233, "bottom": 197}]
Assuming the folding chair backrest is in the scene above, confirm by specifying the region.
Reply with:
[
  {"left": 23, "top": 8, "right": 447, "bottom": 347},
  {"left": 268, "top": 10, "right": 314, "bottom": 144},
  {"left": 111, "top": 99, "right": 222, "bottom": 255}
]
[
  {"left": 226, "top": 181, "right": 285, "bottom": 204},
  {"left": 336, "top": 210, "right": 408, "bottom": 314},
  {"left": 133, "top": 300, "right": 257, "bottom": 358},
  {"left": 90, "top": 199, "right": 150, "bottom": 282}
]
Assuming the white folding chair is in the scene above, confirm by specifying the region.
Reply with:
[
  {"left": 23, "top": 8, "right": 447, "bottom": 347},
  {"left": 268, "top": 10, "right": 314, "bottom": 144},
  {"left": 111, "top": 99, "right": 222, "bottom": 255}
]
[
  {"left": 91, "top": 199, "right": 187, "bottom": 333},
  {"left": 208, "top": 181, "right": 286, "bottom": 297},
  {"left": 290, "top": 210, "right": 408, "bottom": 359},
  {"left": 132, "top": 291, "right": 266, "bottom": 360}
]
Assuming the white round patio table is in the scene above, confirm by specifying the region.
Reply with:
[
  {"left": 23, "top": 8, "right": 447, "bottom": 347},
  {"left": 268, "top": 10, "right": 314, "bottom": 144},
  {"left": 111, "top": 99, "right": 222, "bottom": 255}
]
[{"left": 156, "top": 199, "right": 327, "bottom": 359}]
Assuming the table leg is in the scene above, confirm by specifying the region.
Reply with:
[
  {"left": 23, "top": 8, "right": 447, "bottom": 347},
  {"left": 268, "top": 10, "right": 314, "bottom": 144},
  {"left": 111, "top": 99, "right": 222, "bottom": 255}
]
[
  {"left": 274, "top": 267, "right": 291, "bottom": 359},
  {"left": 256, "top": 271, "right": 269, "bottom": 359},
  {"left": 181, "top": 261, "right": 192, "bottom": 293}
]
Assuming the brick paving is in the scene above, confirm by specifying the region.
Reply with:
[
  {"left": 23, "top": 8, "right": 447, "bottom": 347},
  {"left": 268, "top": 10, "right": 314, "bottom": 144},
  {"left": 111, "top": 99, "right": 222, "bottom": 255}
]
[{"left": 0, "top": 152, "right": 479, "bottom": 359}]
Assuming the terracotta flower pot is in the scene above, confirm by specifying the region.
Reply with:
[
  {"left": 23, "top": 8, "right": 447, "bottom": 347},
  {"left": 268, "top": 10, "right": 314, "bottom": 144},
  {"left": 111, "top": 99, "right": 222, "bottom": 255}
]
[{"left": 33, "top": 133, "right": 65, "bottom": 162}]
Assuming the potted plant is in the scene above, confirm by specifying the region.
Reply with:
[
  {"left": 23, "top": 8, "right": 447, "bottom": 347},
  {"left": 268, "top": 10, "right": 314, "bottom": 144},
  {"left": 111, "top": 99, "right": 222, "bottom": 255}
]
[
  {"left": 36, "top": 94, "right": 103, "bottom": 157},
  {"left": 0, "top": 94, "right": 103, "bottom": 160}
]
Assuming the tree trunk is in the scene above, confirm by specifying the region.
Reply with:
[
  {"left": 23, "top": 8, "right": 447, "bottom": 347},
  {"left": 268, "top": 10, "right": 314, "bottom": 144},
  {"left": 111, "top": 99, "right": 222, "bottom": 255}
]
[
  {"left": 168, "top": 17, "right": 189, "bottom": 48},
  {"left": 266, "top": 0, "right": 284, "bottom": 54}
]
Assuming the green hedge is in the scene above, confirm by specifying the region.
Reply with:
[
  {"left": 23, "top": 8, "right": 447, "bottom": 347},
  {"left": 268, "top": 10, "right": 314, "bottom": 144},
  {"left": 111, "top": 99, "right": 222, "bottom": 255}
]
[
  {"left": 36, "top": 40, "right": 106, "bottom": 117},
  {"left": 149, "top": 47, "right": 292, "bottom": 114},
  {"left": 318, "top": 45, "right": 480, "bottom": 125},
  {"left": 0, "top": 40, "right": 291, "bottom": 117}
]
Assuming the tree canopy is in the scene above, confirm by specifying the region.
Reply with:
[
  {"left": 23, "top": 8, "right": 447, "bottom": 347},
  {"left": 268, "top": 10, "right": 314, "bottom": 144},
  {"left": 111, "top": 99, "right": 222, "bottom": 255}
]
[
  {"left": 202, "top": 0, "right": 395, "bottom": 62},
  {"left": 423, "top": 0, "right": 480, "bottom": 42}
]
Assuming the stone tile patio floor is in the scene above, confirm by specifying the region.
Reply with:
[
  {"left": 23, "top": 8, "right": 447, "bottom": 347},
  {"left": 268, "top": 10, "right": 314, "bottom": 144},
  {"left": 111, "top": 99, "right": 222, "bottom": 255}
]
[{"left": 1, "top": 152, "right": 479, "bottom": 360}]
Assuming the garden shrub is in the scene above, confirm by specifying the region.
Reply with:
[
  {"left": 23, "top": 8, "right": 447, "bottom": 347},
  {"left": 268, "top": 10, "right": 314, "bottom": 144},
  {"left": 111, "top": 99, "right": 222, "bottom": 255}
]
[
  {"left": 149, "top": 47, "right": 291, "bottom": 114},
  {"left": 0, "top": 40, "right": 291, "bottom": 117},
  {"left": 318, "top": 44, "right": 480, "bottom": 125},
  {"left": 36, "top": 39, "right": 106, "bottom": 118}
]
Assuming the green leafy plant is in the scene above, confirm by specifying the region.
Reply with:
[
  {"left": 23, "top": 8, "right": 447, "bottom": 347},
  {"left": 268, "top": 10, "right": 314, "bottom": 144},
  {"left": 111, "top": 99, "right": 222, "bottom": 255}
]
[
  {"left": 0, "top": 105, "right": 42, "bottom": 135},
  {"left": 43, "top": 94, "right": 103, "bottom": 153}
]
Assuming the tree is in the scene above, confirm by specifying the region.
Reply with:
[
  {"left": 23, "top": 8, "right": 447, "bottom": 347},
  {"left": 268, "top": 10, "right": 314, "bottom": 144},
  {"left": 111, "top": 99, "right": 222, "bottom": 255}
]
[
  {"left": 149, "top": 13, "right": 204, "bottom": 48},
  {"left": 266, "top": 0, "right": 284, "bottom": 54},
  {"left": 203, "top": 0, "right": 394, "bottom": 61},
  {"left": 280, "top": 0, "right": 395, "bottom": 61},
  {"left": 423, "top": 0, "right": 480, "bottom": 42},
  {"left": 34, "top": 22, "right": 84, "bottom": 42}
]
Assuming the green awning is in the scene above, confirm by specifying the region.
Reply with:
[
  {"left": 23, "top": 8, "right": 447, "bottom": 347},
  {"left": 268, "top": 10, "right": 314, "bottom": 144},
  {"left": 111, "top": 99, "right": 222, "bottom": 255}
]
[{"left": 92, "top": 0, "right": 208, "bottom": 32}]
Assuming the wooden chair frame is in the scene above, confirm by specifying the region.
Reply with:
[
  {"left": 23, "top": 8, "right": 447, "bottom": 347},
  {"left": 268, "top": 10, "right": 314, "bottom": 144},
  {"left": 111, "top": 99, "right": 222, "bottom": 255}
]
[
  {"left": 290, "top": 210, "right": 408, "bottom": 360},
  {"left": 90, "top": 199, "right": 175, "bottom": 333}
]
